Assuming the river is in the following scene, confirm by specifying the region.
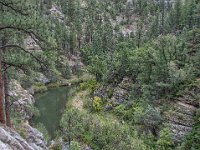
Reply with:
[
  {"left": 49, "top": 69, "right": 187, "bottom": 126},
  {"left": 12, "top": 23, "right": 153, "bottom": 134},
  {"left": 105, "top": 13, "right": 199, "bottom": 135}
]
[{"left": 32, "top": 86, "right": 73, "bottom": 138}]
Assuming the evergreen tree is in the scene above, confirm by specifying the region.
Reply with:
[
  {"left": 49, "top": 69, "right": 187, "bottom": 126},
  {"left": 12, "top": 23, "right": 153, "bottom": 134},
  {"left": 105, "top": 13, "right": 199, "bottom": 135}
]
[{"left": 0, "top": 0, "right": 56, "bottom": 126}]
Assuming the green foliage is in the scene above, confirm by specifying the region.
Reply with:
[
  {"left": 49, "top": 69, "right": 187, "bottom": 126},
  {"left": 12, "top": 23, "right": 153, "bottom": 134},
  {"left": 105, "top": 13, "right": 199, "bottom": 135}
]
[
  {"left": 107, "top": 88, "right": 114, "bottom": 99},
  {"left": 70, "top": 141, "right": 81, "bottom": 150},
  {"left": 80, "top": 79, "right": 99, "bottom": 94},
  {"left": 60, "top": 108, "right": 147, "bottom": 150},
  {"left": 183, "top": 125, "right": 200, "bottom": 150},
  {"left": 36, "top": 123, "right": 50, "bottom": 143},
  {"left": 50, "top": 143, "right": 62, "bottom": 150},
  {"left": 60, "top": 108, "right": 84, "bottom": 145},
  {"left": 32, "top": 83, "right": 48, "bottom": 93},
  {"left": 156, "top": 128, "right": 174, "bottom": 150},
  {"left": 182, "top": 102, "right": 200, "bottom": 150},
  {"left": 92, "top": 96, "right": 103, "bottom": 111},
  {"left": 27, "top": 105, "right": 40, "bottom": 117}
]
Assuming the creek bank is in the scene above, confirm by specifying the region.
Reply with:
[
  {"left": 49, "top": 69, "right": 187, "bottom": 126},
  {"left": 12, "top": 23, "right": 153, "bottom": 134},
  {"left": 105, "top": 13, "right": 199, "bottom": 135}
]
[{"left": 29, "top": 73, "right": 93, "bottom": 95}]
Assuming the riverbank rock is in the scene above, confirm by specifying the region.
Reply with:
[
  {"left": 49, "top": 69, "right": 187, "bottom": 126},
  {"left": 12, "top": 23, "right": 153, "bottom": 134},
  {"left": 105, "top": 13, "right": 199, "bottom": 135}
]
[
  {"left": 22, "top": 123, "right": 48, "bottom": 150},
  {"left": 7, "top": 80, "right": 48, "bottom": 149},
  {"left": 0, "top": 126, "right": 34, "bottom": 150},
  {"left": 0, "top": 124, "right": 47, "bottom": 150},
  {"left": 35, "top": 73, "right": 50, "bottom": 85},
  {"left": 9, "top": 80, "right": 35, "bottom": 120}
]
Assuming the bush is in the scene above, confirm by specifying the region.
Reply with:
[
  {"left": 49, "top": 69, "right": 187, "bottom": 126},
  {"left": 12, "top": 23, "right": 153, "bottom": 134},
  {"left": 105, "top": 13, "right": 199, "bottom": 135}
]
[
  {"left": 50, "top": 143, "right": 62, "bottom": 150},
  {"left": 80, "top": 79, "right": 99, "bottom": 94},
  {"left": 92, "top": 96, "right": 103, "bottom": 111},
  {"left": 36, "top": 123, "right": 50, "bottom": 143},
  {"left": 60, "top": 108, "right": 147, "bottom": 150},
  {"left": 182, "top": 106, "right": 200, "bottom": 149},
  {"left": 70, "top": 141, "right": 82, "bottom": 150},
  {"left": 156, "top": 128, "right": 174, "bottom": 150}
]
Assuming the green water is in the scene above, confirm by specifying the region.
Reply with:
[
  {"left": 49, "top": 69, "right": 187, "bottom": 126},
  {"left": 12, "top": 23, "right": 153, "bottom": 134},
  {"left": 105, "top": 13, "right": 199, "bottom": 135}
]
[{"left": 33, "top": 86, "right": 73, "bottom": 138}]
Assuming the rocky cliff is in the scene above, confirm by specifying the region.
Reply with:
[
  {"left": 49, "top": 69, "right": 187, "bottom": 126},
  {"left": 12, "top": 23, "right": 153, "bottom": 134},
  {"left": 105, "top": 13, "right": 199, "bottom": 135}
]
[
  {"left": 0, "top": 123, "right": 47, "bottom": 150},
  {"left": 9, "top": 80, "right": 35, "bottom": 120},
  {"left": 0, "top": 80, "right": 48, "bottom": 150}
]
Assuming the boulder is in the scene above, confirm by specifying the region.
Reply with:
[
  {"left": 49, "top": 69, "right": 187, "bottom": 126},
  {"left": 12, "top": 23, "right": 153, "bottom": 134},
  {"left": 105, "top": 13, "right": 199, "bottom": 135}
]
[{"left": 35, "top": 73, "right": 50, "bottom": 84}]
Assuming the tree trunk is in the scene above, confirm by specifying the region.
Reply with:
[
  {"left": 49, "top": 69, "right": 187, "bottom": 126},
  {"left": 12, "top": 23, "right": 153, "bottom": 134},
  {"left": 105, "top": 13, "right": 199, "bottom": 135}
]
[
  {"left": 3, "top": 66, "right": 11, "bottom": 127},
  {"left": 161, "top": 0, "right": 165, "bottom": 34},
  {"left": 0, "top": 49, "right": 5, "bottom": 124}
]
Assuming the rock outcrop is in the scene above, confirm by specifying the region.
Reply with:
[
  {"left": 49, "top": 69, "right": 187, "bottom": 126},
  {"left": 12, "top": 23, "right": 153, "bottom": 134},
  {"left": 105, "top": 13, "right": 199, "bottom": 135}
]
[
  {"left": 5, "top": 80, "right": 48, "bottom": 149},
  {"left": 95, "top": 77, "right": 199, "bottom": 143},
  {"left": 0, "top": 124, "right": 47, "bottom": 150},
  {"left": 35, "top": 73, "right": 50, "bottom": 85},
  {"left": 163, "top": 81, "right": 199, "bottom": 143},
  {"left": 22, "top": 123, "right": 48, "bottom": 150},
  {"left": 108, "top": 77, "right": 132, "bottom": 106},
  {"left": 9, "top": 80, "right": 35, "bottom": 120},
  {"left": 0, "top": 126, "right": 34, "bottom": 150},
  {"left": 95, "top": 77, "right": 133, "bottom": 110},
  {"left": 164, "top": 101, "right": 197, "bottom": 143}
]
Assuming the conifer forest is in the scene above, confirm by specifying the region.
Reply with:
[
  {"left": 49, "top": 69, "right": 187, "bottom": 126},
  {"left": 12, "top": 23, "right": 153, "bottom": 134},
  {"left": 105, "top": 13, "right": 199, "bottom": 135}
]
[{"left": 0, "top": 0, "right": 200, "bottom": 149}]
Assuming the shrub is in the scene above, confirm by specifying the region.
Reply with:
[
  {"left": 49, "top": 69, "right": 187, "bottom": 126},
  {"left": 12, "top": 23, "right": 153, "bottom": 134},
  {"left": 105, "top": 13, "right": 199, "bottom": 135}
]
[
  {"left": 182, "top": 105, "right": 200, "bottom": 149},
  {"left": 156, "top": 128, "right": 174, "bottom": 150},
  {"left": 70, "top": 141, "right": 81, "bottom": 150},
  {"left": 50, "top": 143, "right": 62, "bottom": 150},
  {"left": 60, "top": 108, "right": 147, "bottom": 150},
  {"left": 92, "top": 96, "right": 103, "bottom": 111},
  {"left": 36, "top": 123, "right": 50, "bottom": 143},
  {"left": 80, "top": 79, "right": 99, "bottom": 94}
]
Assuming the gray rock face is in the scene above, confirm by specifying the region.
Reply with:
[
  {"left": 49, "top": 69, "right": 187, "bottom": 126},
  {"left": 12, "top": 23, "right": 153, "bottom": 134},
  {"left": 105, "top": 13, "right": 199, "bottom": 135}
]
[
  {"left": 6, "top": 80, "right": 48, "bottom": 149},
  {"left": 164, "top": 100, "right": 197, "bottom": 143},
  {"left": 109, "top": 88, "right": 129, "bottom": 106},
  {"left": 107, "top": 77, "right": 132, "bottom": 107},
  {"left": 23, "top": 123, "right": 48, "bottom": 150},
  {"left": 0, "top": 124, "right": 47, "bottom": 150},
  {"left": 49, "top": 5, "right": 64, "bottom": 21},
  {"left": 94, "top": 84, "right": 113, "bottom": 99},
  {"left": 163, "top": 80, "right": 200, "bottom": 143},
  {"left": 95, "top": 75, "right": 199, "bottom": 144},
  {"left": 36, "top": 73, "right": 50, "bottom": 85},
  {"left": 9, "top": 80, "right": 35, "bottom": 120},
  {"left": 0, "top": 126, "right": 34, "bottom": 150},
  {"left": 0, "top": 140, "right": 12, "bottom": 150},
  {"left": 95, "top": 77, "right": 133, "bottom": 109}
]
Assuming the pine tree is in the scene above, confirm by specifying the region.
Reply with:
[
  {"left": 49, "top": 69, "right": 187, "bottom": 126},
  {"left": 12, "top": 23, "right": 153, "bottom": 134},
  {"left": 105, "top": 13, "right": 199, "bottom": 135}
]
[{"left": 0, "top": 0, "right": 56, "bottom": 126}]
